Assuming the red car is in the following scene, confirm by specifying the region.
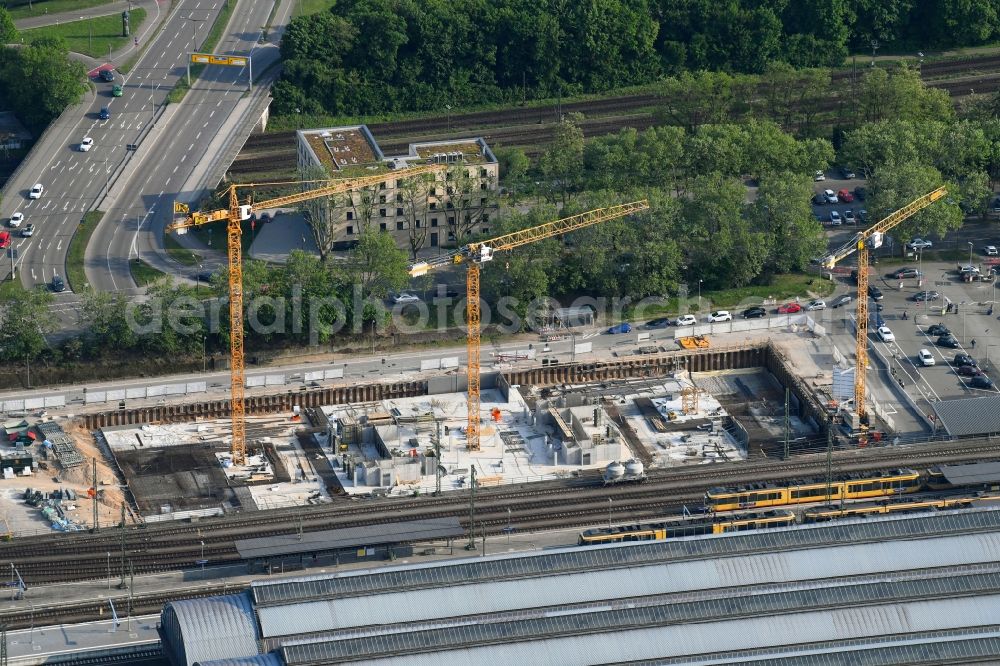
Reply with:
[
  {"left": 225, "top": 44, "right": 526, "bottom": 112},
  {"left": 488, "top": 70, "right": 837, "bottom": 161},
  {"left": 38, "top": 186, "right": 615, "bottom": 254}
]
[
  {"left": 777, "top": 302, "right": 802, "bottom": 314},
  {"left": 837, "top": 188, "right": 854, "bottom": 203},
  {"left": 0, "top": 231, "right": 10, "bottom": 249}
]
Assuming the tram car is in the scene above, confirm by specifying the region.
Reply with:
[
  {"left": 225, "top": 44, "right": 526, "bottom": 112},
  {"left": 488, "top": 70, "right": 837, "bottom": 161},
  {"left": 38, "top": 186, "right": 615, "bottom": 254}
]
[
  {"left": 578, "top": 509, "right": 795, "bottom": 545},
  {"left": 801, "top": 494, "right": 992, "bottom": 522},
  {"left": 926, "top": 463, "right": 1000, "bottom": 492},
  {"left": 704, "top": 469, "right": 921, "bottom": 512}
]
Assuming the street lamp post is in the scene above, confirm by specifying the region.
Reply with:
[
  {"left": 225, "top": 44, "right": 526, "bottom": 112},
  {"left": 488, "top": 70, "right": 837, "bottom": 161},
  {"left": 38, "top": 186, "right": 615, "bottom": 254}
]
[
  {"left": 445, "top": 104, "right": 452, "bottom": 132},
  {"left": 698, "top": 279, "right": 703, "bottom": 311},
  {"left": 969, "top": 242, "right": 974, "bottom": 268},
  {"left": 507, "top": 507, "right": 511, "bottom": 544},
  {"left": 107, "top": 552, "right": 111, "bottom": 589}
]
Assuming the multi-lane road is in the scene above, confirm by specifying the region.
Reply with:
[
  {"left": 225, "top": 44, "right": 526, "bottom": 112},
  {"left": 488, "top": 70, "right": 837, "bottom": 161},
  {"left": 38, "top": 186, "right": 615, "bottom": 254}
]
[{"left": 1, "top": 0, "right": 287, "bottom": 296}]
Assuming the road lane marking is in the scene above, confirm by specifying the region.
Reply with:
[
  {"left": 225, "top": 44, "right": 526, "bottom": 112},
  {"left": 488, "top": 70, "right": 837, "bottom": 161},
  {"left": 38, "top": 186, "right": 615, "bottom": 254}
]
[{"left": 173, "top": 165, "right": 179, "bottom": 173}]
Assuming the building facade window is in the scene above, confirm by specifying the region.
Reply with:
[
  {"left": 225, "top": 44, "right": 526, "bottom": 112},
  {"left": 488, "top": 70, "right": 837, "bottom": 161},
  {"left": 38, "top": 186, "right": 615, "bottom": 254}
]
[
  {"left": 347, "top": 211, "right": 354, "bottom": 220},
  {"left": 346, "top": 225, "right": 354, "bottom": 235},
  {"left": 379, "top": 208, "right": 387, "bottom": 217},
  {"left": 379, "top": 222, "right": 387, "bottom": 231},
  {"left": 396, "top": 221, "right": 404, "bottom": 230},
  {"left": 396, "top": 207, "right": 404, "bottom": 216},
  {"left": 431, "top": 218, "right": 438, "bottom": 227}
]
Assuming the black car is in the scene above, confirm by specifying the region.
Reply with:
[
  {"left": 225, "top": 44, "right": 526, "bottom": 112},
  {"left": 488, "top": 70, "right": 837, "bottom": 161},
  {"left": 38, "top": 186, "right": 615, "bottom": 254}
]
[
  {"left": 954, "top": 354, "right": 978, "bottom": 367},
  {"left": 99, "top": 68, "right": 115, "bottom": 82},
  {"left": 937, "top": 334, "right": 961, "bottom": 348},
  {"left": 742, "top": 306, "right": 767, "bottom": 319},
  {"left": 970, "top": 375, "right": 994, "bottom": 389},
  {"left": 191, "top": 271, "right": 213, "bottom": 282},
  {"left": 830, "top": 294, "right": 852, "bottom": 308},
  {"left": 51, "top": 275, "right": 65, "bottom": 292},
  {"left": 890, "top": 267, "right": 921, "bottom": 280},
  {"left": 812, "top": 193, "right": 826, "bottom": 205},
  {"left": 958, "top": 365, "right": 984, "bottom": 377},
  {"left": 99, "top": 107, "right": 110, "bottom": 120},
  {"left": 854, "top": 187, "right": 867, "bottom": 201},
  {"left": 913, "top": 291, "right": 940, "bottom": 302},
  {"left": 645, "top": 317, "right": 672, "bottom": 329},
  {"left": 867, "top": 285, "right": 883, "bottom": 301},
  {"left": 927, "top": 324, "right": 950, "bottom": 337}
]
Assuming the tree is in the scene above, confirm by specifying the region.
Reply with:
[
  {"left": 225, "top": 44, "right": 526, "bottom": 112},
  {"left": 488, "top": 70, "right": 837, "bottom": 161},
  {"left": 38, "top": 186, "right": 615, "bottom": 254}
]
[
  {"left": 399, "top": 173, "right": 431, "bottom": 259},
  {"left": 859, "top": 65, "right": 954, "bottom": 125},
  {"left": 346, "top": 230, "right": 409, "bottom": 300},
  {"left": 867, "top": 162, "right": 963, "bottom": 241},
  {"left": 0, "top": 8, "right": 17, "bottom": 44},
  {"left": 538, "top": 115, "right": 584, "bottom": 204},
  {"left": 296, "top": 165, "right": 340, "bottom": 261},
  {"left": 0, "top": 38, "right": 87, "bottom": 134},
  {"left": 958, "top": 171, "right": 992, "bottom": 220},
  {"left": 494, "top": 145, "right": 530, "bottom": 201},
  {"left": 348, "top": 184, "right": 378, "bottom": 233},
  {"left": 752, "top": 173, "right": 827, "bottom": 274},
  {"left": 77, "top": 288, "right": 136, "bottom": 355},
  {"left": 655, "top": 71, "right": 739, "bottom": 131},
  {"left": 0, "top": 287, "right": 54, "bottom": 364}
]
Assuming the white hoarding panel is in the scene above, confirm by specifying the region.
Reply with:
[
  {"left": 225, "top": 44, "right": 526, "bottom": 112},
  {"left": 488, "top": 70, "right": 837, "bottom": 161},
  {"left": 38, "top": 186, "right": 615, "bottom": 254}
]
[
  {"left": 325, "top": 368, "right": 345, "bottom": 380},
  {"left": 636, "top": 332, "right": 651, "bottom": 342},
  {"left": 265, "top": 374, "right": 285, "bottom": 386},
  {"left": 246, "top": 376, "right": 266, "bottom": 388},
  {"left": 186, "top": 382, "right": 207, "bottom": 394},
  {"left": 574, "top": 342, "right": 593, "bottom": 355},
  {"left": 23, "top": 397, "right": 44, "bottom": 409},
  {"left": 440, "top": 357, "right": 459, "bottom": 369},
  {"left": 106, "top": 389, "right": 126, "bottom": 401},
  {"left": 164, "top": 384, "right": 186, "bottom": 395},
  {"left": 3, "top": 399, "right": 25, "bottom": 412},
  {"left": 420, "top": 359, "right": 442, "bottom": 371},
  {"left": 44, "top": 395, "right": 66, "bottom": 408},
  {"left": 85, "top": 392, "right": 106, "bottom": 404},
  {"left": 126, "top": 387, "right": 146, "bottom": 399},
  {"left": 146, "top": 385, "right": 166, "bottom": 397},
  {"left": 305, "top": 371, "right": 324, "bottom": 382}
]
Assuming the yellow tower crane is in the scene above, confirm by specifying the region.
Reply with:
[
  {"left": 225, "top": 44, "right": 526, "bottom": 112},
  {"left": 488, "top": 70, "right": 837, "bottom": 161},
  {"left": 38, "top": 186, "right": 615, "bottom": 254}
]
[
  {"left": 167, "top": 163, "right": 446, "bottom": 464},
  {"left": 409, "top": 200, "right": 650, "bottom": 451},
  {"left": 821, "top": 186, "right": 946, "bottom": 428}
]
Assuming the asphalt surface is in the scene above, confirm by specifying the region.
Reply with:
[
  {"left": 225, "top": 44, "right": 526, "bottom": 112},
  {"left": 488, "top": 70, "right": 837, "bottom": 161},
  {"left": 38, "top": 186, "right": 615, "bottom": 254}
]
[
  {"left": 2, "top": 0, "right": 166, "bottom": 293},
  {"left": 86, "top": 0, "right": 287, "bottom": 292}
]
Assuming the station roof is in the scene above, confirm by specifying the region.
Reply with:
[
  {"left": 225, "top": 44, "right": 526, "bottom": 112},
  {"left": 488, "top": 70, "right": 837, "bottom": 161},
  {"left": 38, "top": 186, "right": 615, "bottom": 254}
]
[
  {"left": 931, "top": 394, "right": 1000, "bottom": 437},
  {"left": 163, "top": 509, "right": 1000, "bottom": 665},
  {"left": 235, "top": 517, "right": 462, "bottom": 560},
  {"left": 939, "top": 461, "right": 1000, "bottom": 485}
]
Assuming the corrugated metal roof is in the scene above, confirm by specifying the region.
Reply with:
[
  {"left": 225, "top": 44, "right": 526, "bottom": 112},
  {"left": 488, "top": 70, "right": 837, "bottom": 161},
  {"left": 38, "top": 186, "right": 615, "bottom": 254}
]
[
  {"left": 251, "top": 508, "right": 1000, "bottom": 608},
  {"left": 255, "top": 530, "right": 1000, "bottom": 638},
  {"left": 161, "top": 593, "right": 260, "bottom": 666},
  {"left": 932, "top": 394, "right": 1000, "bottom": 436},
  {"left": 278, "top": 570, "right": 1000, "bottom": 663},
  {"left": 939, "top": 461, "right": 1000, "bottom": 485},
  {"left": 195, "top": 656, "right": 281, "bottom": 666},
  {"left": 335, "top": 596, "right": 1000, "bottom": 665},
  {"left": 235, "top": 518, "right": 462, "bottom": 559}
]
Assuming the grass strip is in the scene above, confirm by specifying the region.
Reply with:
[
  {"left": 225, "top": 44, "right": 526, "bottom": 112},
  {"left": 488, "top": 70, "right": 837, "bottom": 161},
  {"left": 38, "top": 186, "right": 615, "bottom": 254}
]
[
  {"left": 22, "top": 8, "right": 146, "bottom": 59},
  {"left": 130, "top": 258, "right": 166, "bottom": 286},
  {"left": 6, "top": 0, "right": 115, "bottom": 21},
  {"left": 0, "top": 279, "right": 26, "bottom": 300},
  {"left": 164, "top": 231, "right": 201, "bottom": 266},
  {"left": 66, "top": 210, "right": 103, "bottom": 292}
]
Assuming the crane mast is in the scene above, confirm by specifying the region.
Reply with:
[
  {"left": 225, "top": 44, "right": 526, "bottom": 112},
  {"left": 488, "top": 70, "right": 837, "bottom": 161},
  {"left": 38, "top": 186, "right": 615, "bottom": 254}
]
[
  {"left": 410, "top": 200, "right": 650, "bottom": 451},
  {"left": 821, "top": 186, "right": 946, "bottom": 427},
  {"left": 169, "top": 163, "right": 445, "bottom": 464}
]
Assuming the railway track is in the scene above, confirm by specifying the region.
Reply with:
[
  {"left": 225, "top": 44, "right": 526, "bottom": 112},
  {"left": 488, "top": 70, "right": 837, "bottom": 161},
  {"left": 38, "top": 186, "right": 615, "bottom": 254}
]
[{"left": 4, "top": 437, "right": 1000, "bottom": 584}]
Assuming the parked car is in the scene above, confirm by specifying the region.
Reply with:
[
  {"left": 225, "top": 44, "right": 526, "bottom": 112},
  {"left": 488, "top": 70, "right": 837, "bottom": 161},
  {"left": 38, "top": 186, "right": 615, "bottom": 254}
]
[
  {"left": 918, "top": 349, "right": 935, "bottom": 366},
  {"left": 29, "top": 183, "right": 43, "bottom": 199},
  {"left": 954, "top": 354, "right": 978, "bottom": 367},
  {"left": 830, "top": 294, "right": 852, "bottom": 308},
  {"left": 8, "top": 212, "right": 23, "bottom": 227},
  {"left": 841, "top": 167, "right": 856, "bottom": 179},
  {"left": 79, "top": 137, "right": 93, "bottom": 152},
  {"left": 99, "top": 107, "right": 110, "bottom": 120},
  {"left": 984, "top": 245, "right": 998, "bottom": 257},
  {"left": 912, "top": 290, "right": 940, "bottom": 301},
  {"left": 777, "top": 302, "right": 802, "bottom": 314},
  {"left": 823, "top": 189, "right": 838, "bottom": 204},
  {"left": 20, "top": 223, "right": 34, "bottom": 237},
  {"left": 958, "top": 365, "right": 984, "bottom": 377},
  {"left": 959, "top": 264, "right": 981, "bottom": 275},
  {"left": 812, "top": 193, "right": 826, "bottom": 205},
  {"left": 970, "top": 375, "right": 994, "bottom": 389},
  {"left": 707, "top": 310, "right": 732, "bottom": 322},
  {"left": 927, "top": 324, "right": 951, "bottom": 337},
  {"left": 645, "top": 317, "right": 672, "bottom": 329},
  {"left": 854, "top": 187, "right": 867, "bottom": 201},
  {"left": 0, "top": 231, "right": 10, "bottom": 249},
  {"left": 391, "top": 292, "right": 420, "bottom": 304},
  {"left": 859, "top": 209, "right": 869, "bottom": 224},
  {"left": 876, "top": 326, "right": 895, "bottom": 342},
  {"left": 890, "top": 267, "right": 921, "bottom": 279},
  {"left": 829, "top": 211, "right": 841, "bottom": 225},
  {"left": 844, "top": 210, "right": 856, "bottom": 224},
  {"left": 814, "top": 171, "right": 826, "bottom": 181},
  {"left": 51, "top": 274, "right": 65, "bottom": 292},
  {"left": 908, "top": 238, "right": 933, "bottom": 250},
  {"left": 742, "top": 306, "right": 766, "bottom": 319},
  {"left": 99, "top": 68, "right": 115, "bottom": 82},
  {"left": 674, "top": 314, "right": 697, "bottom": 327},
  {"left": 837, "top": 188, "right": 854, "bottom": 203},
  {"left": 112, "top": 84, "right": 123, "bottom": 97},
  {"left": 867, "top": 285, "right": 883, "bottom": 301},
  {"left": 806, "top": 299, "right": 826, "bottom": 311},
  {"left": 937, "top": 334, "right": 961, "bottom": 348},
  {"left": 607, "top": 322, "right": 633, "bottom": 334}
]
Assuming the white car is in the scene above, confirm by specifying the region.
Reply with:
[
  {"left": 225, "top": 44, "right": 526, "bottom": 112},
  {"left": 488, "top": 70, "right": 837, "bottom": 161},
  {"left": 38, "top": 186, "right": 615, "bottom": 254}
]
[
  {"left": 814, "top": 171, "right": 826, "bottom": 181},
  {"left": 829, "top": 211, "right": 841, "bottom": 225},
  {"left": 392, "top": 292, "right": 420, "bottom": 304},
  {"left": 908, "top": 238, "right": 932, "bottom": 250},
  {"left": 877, "top": 326, "right": 895, "bottom": 342},
  {"left": 806, "top": 299, "right": 826, "bottom": 311},
  {"left": 707, "top": 310, "right": 732, "bottom": 322},
  {"left": 984, "top": 245, "right": 998, "bottom": 257},
  {"left": 959, "top": 264, "right": 980, "bottom": 275},
  {"left": 823, "top": 189, "right": 838, "bottom": 204},
  {"left": 29, "top": 183, "right": 43, "bottom": 199},
  {"left": 79, "top": 137, "right": 93, "bottom": 152},
  {"left": 674, "top": 314, "right": 697, "bottom": 326},
  {"left": 8, "top": 212, "right": 23, "bottom": 228},
  {"left": 918, "top": 349, "right": 935, "bottom": 367}
]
